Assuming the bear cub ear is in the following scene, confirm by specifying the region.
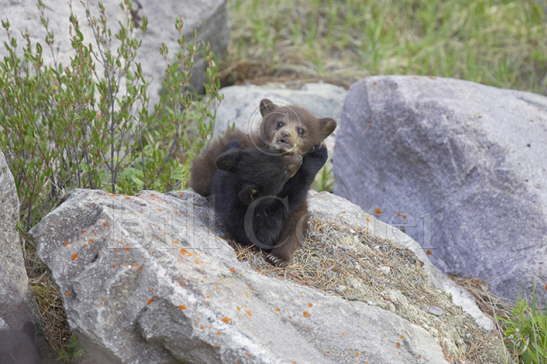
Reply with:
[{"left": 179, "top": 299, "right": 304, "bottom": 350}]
[
  {"left": 260, "top": 98, "right": 277, "bottom": 116},
  {"left": 318, "top": 117, "right": 337, "bottom": 139},
  {"left": 216, "top": 149, "right": 241, "bottom": 172}
]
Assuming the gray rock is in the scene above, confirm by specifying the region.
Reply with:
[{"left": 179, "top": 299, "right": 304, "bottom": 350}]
[
  {"left": 333, "top": 76, "right": 547, "bottom": 304},
  {"left": 0, "top": 0, "right": 228, "bottom": 105},
  {"left": 30, "top": 188, "right": 491, "bottom": 364},
  {"left": 308, "top": 191, "right": 494, "bottom": 331},
  {"left": 427, "top": 306, "right": 445, "bottom": 317},
  {"left": 0, "top": 150, "right": 40, "bottom": 363}
]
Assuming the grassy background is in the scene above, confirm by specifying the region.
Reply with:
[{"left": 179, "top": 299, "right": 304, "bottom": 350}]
[{"left": 228, "top": 0, "right": 547, "bottom": 94}]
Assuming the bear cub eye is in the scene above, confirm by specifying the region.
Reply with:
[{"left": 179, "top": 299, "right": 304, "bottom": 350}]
[
  {"left": 276, "top": 121, "right": 285, "bottom": 129},
  {"left": 297, "top": 127, "right": 306, "bottom": 137}
]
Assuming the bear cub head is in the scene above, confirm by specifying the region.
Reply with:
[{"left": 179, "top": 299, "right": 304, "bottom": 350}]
[
  {"left": 216, "top": 146, "right": 302, "bottom": 204},
  {"left": 258, "top": 98, "right": 337, "bottom": 154}
]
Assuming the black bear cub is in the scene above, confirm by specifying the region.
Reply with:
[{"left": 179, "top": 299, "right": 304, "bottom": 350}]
[
  {"left": 212, "top": 140, "right": 329, "bottom": 265},
  {"left": 212, "top": 142, "right": 302, "bottom": 250}
]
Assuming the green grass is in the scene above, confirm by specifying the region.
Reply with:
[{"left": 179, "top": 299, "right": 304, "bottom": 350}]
[
  {"left": 500, "top": 299, "right": 547, "bottom": 364},
  {"left": 229, "top": 0, "right": 547, "bottom": 94}
]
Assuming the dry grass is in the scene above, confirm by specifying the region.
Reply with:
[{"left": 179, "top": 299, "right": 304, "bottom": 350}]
[
  {"left": 234, "top": 218, "right": 511, "bottom": 363},
  {"left": 21, "top": 232, "right": 72, "bottom": 354},
  {"left": 218, "top": 60, "right": 353, "bottom": 89},
  {"left": 450, "top": 275, "right": 520, "bottom": 363}
]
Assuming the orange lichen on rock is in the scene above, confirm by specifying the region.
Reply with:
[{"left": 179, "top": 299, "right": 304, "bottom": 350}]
[
  {"left": 175, "top": 279, "right": 188, "bottom": 286},
  {"left": 395, "top": 211, "right": 408, "bottom": 219},
  {"left": 147, "top": 296, "right": 159, "bottom": 305},
  {"left": 63, "top": 241, "right": 72, "bottom": 246},
  {"left": 395, "top": 342, "right": 401, "bottom": 349},
  {"left": 70, "top": 253, "right": 79, "bottom": 260},
  {"left": 178, "top": 305, "right": 187, "bottom": 310},
  {"left": 425, "top": 249, "right": 433, "bottom": 256},
  {"left": 303, "top": 311, "right": 311, "bottom": 318},
  {"left": 274, "top": 308, "right": 281, "bottom": 312},
  {"left": 307, "top": 303, "right": 313, "bottom": 308},
  {"left": 221, "top": 317, "right": 232, "bottom": 324},
  {"left": 245, "top": 310, "right": 252, "bottom": 317},
  {"left": 229, "top": 267, "right": 237, "bottom": 273},
  {"left": 374, "top": 208, "right": 382, "bottom": 215},
  {"left": 179, "top": 248, "right": 193, "bottom": 256},
  {"left": 64, "top": 291, "right": 73, "bottom": 297}
]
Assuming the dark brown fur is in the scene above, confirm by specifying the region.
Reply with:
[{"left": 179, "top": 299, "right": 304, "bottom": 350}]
[
  {"left": 190, "top": 99, "right": 336, "bottom": 197},
  {"left": 190, "top": 129, "right": 254, "bottom": 197}
]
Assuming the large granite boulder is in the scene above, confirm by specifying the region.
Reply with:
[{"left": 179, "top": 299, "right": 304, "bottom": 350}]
[
  {"left": 30, "top": 188, "right": 507, "bottom": 364},
  {"left": 333, "top": 76, "right": 547, "bottom": 304},
  {"left": 0, "top": 150, "right": 40, "bottom": 363},
  {"left": 0, "top": 0, "right": 228, "bottom": 104}
]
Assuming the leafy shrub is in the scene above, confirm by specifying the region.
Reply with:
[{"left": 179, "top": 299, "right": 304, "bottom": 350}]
[
  {"left": 0, "top": 0, "right": 221, "bottom": 229},
  {"left": 500, "top": 299, "right": 547, "bottom": 364}
]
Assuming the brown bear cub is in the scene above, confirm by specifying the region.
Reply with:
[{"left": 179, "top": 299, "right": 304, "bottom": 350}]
[{"left": 191, "top": 99, "right": 336, "bottom": 265}]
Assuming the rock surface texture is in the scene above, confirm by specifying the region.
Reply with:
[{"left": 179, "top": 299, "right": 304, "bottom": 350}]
[
  {"left": 31, "top": 188, "right": 506, "bottom": 364},
  {"left": 0, "top": 150, "right": 40, "bottom": 363},
  {"left": 334, "top": 76, "right": 547, "bottom": 304},
  {"left": 0, "top": 0, "right": 228, "bottom": 104}
]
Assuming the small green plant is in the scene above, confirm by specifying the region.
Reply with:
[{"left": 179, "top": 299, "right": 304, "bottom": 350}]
[
  {"left": 312, "top": 163, "right": 334, "bottom": 192},
  {"left": 499, "top": 298, "right": 547, "bottom": 364},
  {"left": 57, "top": 334, "right": 84, "bottom": 363},
  {"left": 0, "top": 0, "right": 221, "bottom": 228}
]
